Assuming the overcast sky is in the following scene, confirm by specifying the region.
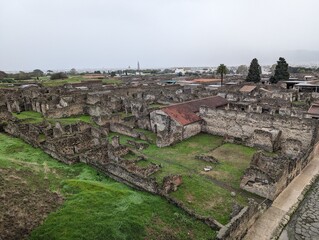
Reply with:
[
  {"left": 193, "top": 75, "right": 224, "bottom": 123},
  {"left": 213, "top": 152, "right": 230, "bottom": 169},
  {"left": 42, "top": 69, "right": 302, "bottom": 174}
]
[{"left": 1, "top": 0, "right": 319, "bottom": 71}]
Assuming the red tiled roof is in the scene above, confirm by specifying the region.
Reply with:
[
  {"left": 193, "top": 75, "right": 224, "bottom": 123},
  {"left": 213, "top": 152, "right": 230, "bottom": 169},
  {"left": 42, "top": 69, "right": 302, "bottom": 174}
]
[
  {"left": 308, "top": 103, "right": 319, "bottom": 115},
  {"left": 240, "top": 85, "right": 256, "bottom": 93},
  {"left": 162, "top": 96, "right": 228, "bottom": 126}
]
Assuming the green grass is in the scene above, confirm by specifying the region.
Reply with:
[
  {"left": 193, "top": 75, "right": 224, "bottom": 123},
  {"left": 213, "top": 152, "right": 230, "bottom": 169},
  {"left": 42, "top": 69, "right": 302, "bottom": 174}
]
[
  {"left": 12, "top": 111, "right": 44, "bottom": 124},
  {"left": 142, "top": 134, "right": 224, "bottom": 181},
  {"left": 102, "top": 78, "right": 122, "bottom": 85},
  {"left": 12, "top": 111, "right": 94, "bottom": 126},
  {"left": 119, "top": 133, "right": 261, "bottom": 224},
  {"left": 0, "top": 133, "right": 216, "bottom": 240},
  {"left": 170, "top": 175, "right": 248, "bottom": 224},
  {"left": 93, "top": 131, "right": 256, "bottom": 223},
  {"left": 41, "top": 75, "right": 85, "bottom": 87},
  {"left": 208, "top": 143, "right": 257, "bottom": 188},
  {"left": 108, "top": 132, "right": 147, "bottom": 145},
  {"left": 136, "top": 128, "right": 157, "bottom": 143}
]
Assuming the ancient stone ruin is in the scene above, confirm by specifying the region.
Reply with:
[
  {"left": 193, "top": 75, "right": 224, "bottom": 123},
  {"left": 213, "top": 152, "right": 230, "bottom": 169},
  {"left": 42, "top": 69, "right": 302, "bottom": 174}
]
[{"left": 1, "top": 81, "right": 319, "bottom": 239}]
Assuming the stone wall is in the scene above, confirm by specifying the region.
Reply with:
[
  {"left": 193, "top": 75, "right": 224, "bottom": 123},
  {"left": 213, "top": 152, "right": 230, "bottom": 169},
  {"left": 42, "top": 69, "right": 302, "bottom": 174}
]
[
  {"left": 45, "top": 104, "right": 85, "bottom": 118},
  {"left": 150, "top": 110, "right": 201, "bottom": 147},
  {"left": 240, "top": 136, "right": 317, "bottom": 200},
  {"left": 183, "top": 122, "right": 202, "bottom": 139},
  {"left": 110, "top": 123, "right": 140, "bottom": 138},
  {"left": 200, "top": 108, "right": 316, "bottom": 155},
  {"left": 151, "top": 111, "right": 183, "bottom": 147},
  {"left": 216, "top": 200, "right": 269, "bottom": 240}
]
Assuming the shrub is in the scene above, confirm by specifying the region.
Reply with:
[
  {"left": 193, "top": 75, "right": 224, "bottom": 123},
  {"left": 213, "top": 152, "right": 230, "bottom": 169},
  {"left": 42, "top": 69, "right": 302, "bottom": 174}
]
[{"left": 50, "top": 72, "right": 68, "bottom": 80}]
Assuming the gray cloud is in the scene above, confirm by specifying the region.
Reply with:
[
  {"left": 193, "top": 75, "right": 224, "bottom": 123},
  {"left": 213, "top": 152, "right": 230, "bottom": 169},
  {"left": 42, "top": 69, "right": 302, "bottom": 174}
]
[{"left": 0, "top": 0, "right": 319, "bottom": 71}]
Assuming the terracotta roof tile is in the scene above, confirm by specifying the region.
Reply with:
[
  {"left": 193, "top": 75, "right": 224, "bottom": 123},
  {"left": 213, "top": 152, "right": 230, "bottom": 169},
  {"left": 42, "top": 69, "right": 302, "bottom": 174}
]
[
  {"left": 240, "top": 85, "right": 257, "bottom": 93},
  {"left": 308, "top": 104, "right": 319, "bottom": 115},
  {"left": 162, "top": 96, "right": 228, "bottom": 126}
]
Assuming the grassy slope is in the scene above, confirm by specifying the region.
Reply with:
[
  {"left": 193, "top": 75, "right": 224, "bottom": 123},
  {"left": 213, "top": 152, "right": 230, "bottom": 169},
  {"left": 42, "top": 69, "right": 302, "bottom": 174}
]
[{"left": 0, "top": 133, "right": 216, "bottom": 240}]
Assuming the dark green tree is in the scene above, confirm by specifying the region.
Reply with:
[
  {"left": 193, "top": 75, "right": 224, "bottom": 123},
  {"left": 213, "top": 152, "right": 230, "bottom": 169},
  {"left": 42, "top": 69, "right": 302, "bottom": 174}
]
[
  {"left": 216, "top": 64, "right": 228, "bottom": 86},
  {"left": 246, "top": 58, "right": 261, "bottom": 83},
  {"left": 270, "top": 57, "right": 290, "bottom": 83}
]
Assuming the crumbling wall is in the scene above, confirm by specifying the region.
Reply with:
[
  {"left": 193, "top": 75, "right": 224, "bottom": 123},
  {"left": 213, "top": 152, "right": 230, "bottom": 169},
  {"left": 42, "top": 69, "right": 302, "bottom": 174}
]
[
  {"left": 252, "top": 129, "right": 281, "bottom": 152},
  {"left": 200, "top": 108, "right": 316, "bottom": 154},
  {"left": 183, "top": 122, "right": 201, "bottom": 139},
  {"left": 110, "top": 123, "right": 140, "bottom": 138},
  {"left": 240, "top": 148, "right": 315, "bottom": 200},
  {"left": 150, "top": 110, "right": 198, "bottom": 147},
  {"left": 45, "top": 104, "right": 85, "bottom": 118},
  {"left": 216, "top": 200, "right": 268, "bottom": 240}
]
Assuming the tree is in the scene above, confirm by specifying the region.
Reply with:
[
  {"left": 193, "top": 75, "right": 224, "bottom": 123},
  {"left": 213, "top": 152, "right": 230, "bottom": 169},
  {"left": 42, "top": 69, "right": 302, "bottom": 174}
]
[
  {"left": 236, "top": 65, "right": 248, "bottom": 75},
  {"left": 50, "top": 72, "right": 68, "bottom": 80},
  {"left": 270, "top": 57, "right": 290, "bottom": 84},
  {"left": 246, "top": 58, "right": 261, "bottom": 83},
  {"left": 216, "top": 64, "right": 228, "bottom": 86},
  {"left": 69, "top": 68, "right": 77, "bottom": 75},
  {"left": 32, "top": 69, "right": 44, "bottom": 77}
]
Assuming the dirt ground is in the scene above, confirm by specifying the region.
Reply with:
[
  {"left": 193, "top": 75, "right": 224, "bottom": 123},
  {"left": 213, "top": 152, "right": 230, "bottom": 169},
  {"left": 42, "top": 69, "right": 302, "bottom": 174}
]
[{"left": 0, "top": 168, "right": 63, "bottom": 240}]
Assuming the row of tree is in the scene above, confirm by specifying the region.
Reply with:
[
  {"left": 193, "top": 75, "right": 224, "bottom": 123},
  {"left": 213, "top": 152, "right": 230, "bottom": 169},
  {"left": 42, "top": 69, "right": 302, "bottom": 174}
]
[{"left": 217, "top": 57, "right": 290, "bottom": 85}]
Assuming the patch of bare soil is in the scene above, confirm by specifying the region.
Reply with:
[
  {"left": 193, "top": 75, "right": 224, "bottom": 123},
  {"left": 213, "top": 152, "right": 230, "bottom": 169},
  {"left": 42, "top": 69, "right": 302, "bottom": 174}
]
[{"left": 0, "top": 168, "right": 63, "bottom": 240}]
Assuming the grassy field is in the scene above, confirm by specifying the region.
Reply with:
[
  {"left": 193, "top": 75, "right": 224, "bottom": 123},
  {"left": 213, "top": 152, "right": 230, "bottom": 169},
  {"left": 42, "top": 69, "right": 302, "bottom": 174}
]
[
  {"left": 102, "top": 78, "right": 122, "bottom": 85},
  {"left": 119, "top": 132, "right": 260, "bottom": 224},
  {"left": 41, "top": 76, "right": 85, "bottom": 87},
  {"left": 12, "top": 111, "right": 94, "bottom": 125},
  {"left": 0, "top": 133, "right": 216, "bottom": 240}
]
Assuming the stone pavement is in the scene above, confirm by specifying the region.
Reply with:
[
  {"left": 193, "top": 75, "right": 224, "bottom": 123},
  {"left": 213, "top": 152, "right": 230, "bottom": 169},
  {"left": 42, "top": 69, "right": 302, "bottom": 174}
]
[
  {"left": 279, "top": 179, "right": 319, "bottom": 240},
  {"left": 243, "top": 145, "right": 319, "bottom": 240}
]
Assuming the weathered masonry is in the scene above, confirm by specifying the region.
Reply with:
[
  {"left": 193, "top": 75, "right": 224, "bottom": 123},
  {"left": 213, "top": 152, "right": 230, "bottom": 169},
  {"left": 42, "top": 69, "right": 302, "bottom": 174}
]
[{"left": 150, "top": 96, "right": 228, "bottom": 147}]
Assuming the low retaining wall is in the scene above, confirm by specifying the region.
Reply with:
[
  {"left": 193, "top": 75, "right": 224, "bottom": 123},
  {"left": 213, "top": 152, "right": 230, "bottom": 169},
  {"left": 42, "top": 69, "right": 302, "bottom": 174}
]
[{"left": 217, "top": 200, "right": 269, "bottom": 240}]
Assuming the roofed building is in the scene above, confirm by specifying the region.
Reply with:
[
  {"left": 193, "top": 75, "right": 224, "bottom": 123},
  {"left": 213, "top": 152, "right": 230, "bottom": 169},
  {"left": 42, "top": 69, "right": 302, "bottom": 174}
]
[
  {"left": 306, "top": 102, "right": 319, "bottom": 119},
  {"left": 150, "top": 96, "right": 228, "bottom": 147}
]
